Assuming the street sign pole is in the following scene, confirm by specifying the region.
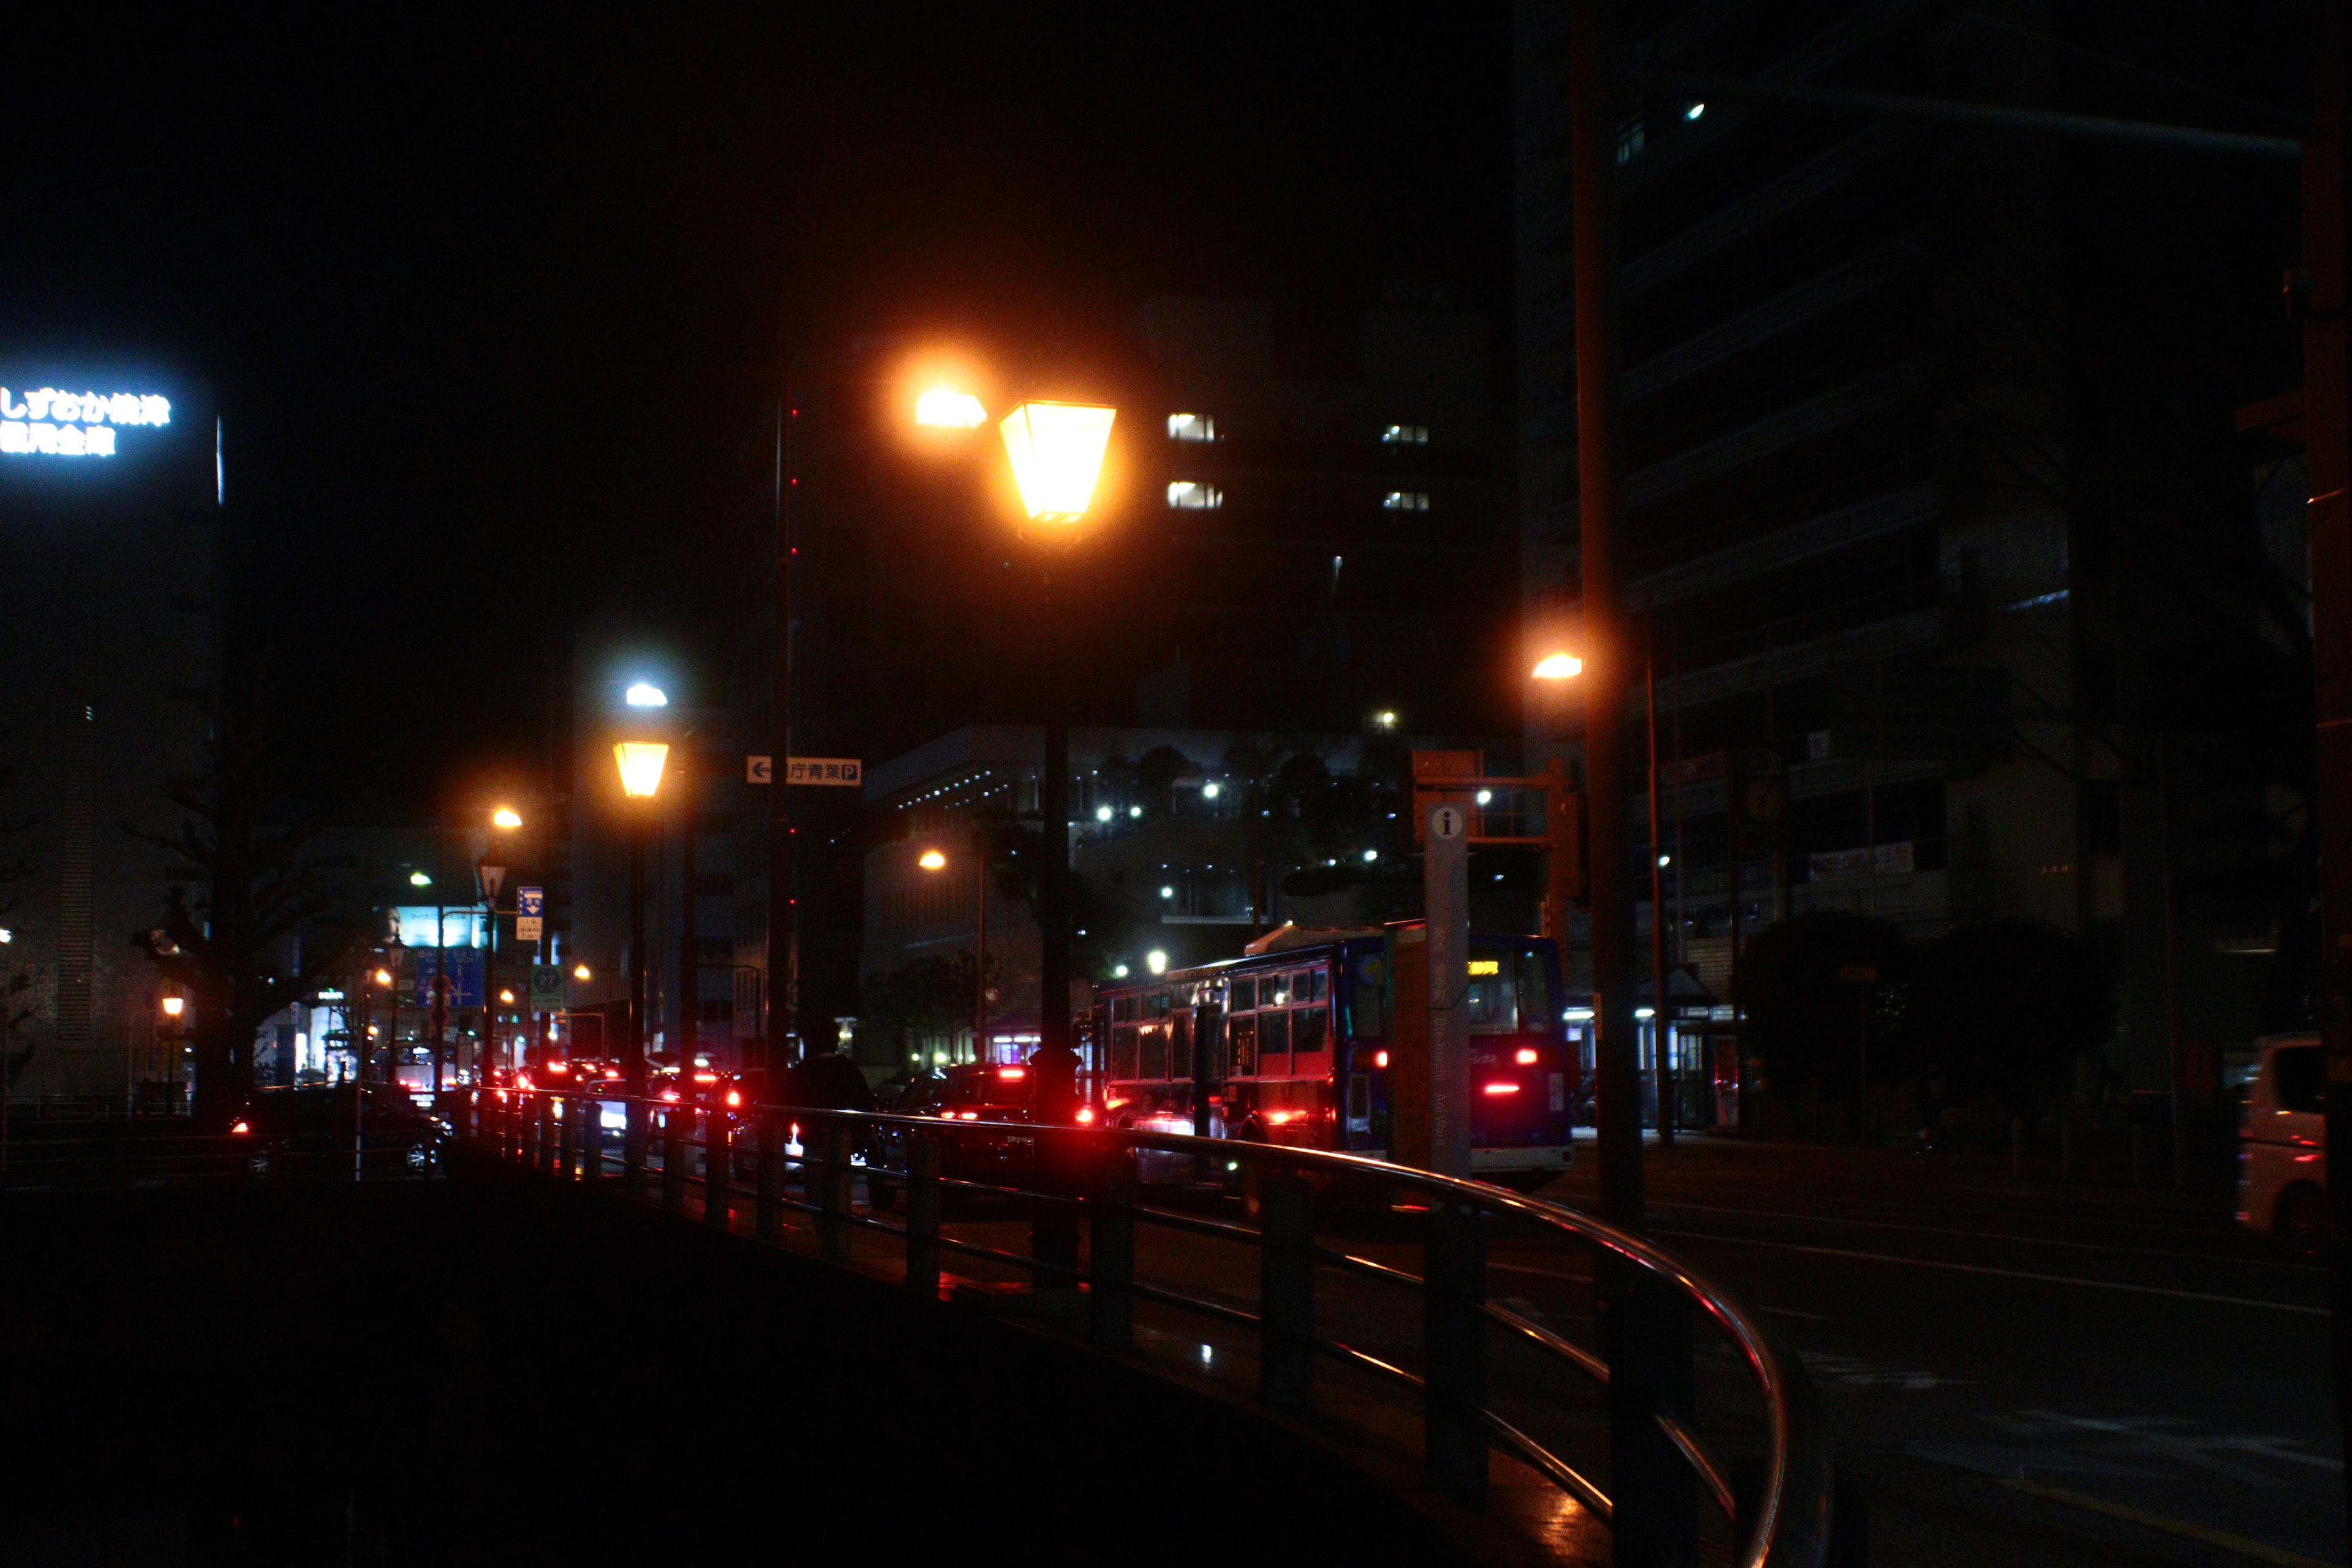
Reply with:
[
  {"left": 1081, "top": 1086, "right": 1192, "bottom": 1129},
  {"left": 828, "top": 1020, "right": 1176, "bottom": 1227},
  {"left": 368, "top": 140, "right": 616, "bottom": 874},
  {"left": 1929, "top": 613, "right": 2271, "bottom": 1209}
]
[{"left": 1425, "top": 801, "right": 1470, "bottom": 1180}]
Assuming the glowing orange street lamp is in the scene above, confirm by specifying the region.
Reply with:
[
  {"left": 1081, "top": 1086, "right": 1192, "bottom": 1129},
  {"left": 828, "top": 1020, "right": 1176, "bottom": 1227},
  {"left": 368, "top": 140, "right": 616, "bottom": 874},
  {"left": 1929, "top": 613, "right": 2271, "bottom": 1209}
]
[
  {"left": 1532, "top": 652, "right": 1584, "bottom": 680},
  {"left": 919, "top": 848, "right": 989, "bottom": 1065}
]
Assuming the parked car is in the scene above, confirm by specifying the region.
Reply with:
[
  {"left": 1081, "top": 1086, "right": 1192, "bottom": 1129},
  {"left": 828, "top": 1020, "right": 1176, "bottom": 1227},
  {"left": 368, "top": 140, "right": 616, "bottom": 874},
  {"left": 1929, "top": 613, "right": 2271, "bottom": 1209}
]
[
  {"left": 2237, "top": 1032, "right": 2326, "bottom": 1255},
  {"left": 230, "top": 1085, "right": 443, "bottom": 1179}
]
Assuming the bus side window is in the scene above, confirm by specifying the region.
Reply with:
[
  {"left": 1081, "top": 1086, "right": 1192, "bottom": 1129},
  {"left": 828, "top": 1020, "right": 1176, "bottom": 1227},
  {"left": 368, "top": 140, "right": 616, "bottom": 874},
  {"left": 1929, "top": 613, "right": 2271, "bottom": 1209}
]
[
  {"left": 1351, "top": 957, "right": 1387, "bottom": 1038},
  {"left": 1229, "top": 976, "right": 1256, "bottom": 1012},
  {"left": 1171, "top": 1014, "right": 1193, "bottom": 1081},
  {"left": 1140, "top": 1022, "right": 1168, "bottom": 1080},
  {"left": 1310, "top": 970, "right": 1328, "bottom": 1001},
  {"left": 1229, "top": 1014, "right": 1257, "bottom": 1077},
  {"left": 1257, "top": 1008, "right": 1291, "bottom": 1076},
  {"left": 1293, "top": 1003, "right": 1329, "bottom": 1059},
  {"left": 1111, "top": 1025, "right": 1139, "bottom": 1081}
]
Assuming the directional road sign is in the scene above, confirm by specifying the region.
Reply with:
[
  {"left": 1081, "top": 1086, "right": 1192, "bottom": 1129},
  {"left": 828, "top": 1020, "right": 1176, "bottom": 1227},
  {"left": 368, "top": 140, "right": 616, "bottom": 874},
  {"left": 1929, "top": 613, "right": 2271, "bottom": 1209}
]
[{"left": 747, "top": 756, "right": 862, "bottom": 786}]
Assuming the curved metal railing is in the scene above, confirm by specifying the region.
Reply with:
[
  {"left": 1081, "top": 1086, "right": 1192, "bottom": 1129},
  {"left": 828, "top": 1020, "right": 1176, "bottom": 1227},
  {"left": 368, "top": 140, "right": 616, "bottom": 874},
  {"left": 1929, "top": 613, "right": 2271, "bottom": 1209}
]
[{"left": 475, "top": 1088, "right": 1834, "bottom": 1568}]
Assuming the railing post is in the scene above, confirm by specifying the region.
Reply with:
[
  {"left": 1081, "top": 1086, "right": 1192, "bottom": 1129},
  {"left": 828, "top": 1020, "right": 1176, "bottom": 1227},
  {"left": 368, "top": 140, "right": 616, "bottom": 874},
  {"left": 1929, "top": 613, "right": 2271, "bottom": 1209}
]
[
  {"left": 1089, "top": 1140, "right": 1136, "bottom": 1348},
  {"left": 662, "top": 1107, "right": 687, "bottom": 1212},
  {"left": 577, "top": 1096, "right": 598, "bottom": 1180},
  {"left": 1031, "top": 1126, "right": 1080, "bottom": 1291},
  {"left": 703, "top": 1107, "right": 729, "bottom": 1229},
  {"left": 537, "top": 1095, "right": 556, "bottom": 1173},
  {"left": 624, "top": 1100, "right": 648, "bottom": 1197},
  {"left": 557, "top": 1093, "right": 578, "bottom": 1178},
  {"left": 905, "top": 1133, "right": 941, "bottom": 1299},
  {"left": 816, "top": 1121, "right": 853, "bottom": 1262},
  {"left": 1259, "top": 1168, "right": 1314, "bottom": 1409},
  {"left": 1604, "top": 1268, "right": 1697, "bottom": 1567},
  {"left": 755, "top": 1113, "right": 782, "bottom": 1240},
  {"left": 1423, "top": 1200, "right": 1488, "bottom": 1496}
]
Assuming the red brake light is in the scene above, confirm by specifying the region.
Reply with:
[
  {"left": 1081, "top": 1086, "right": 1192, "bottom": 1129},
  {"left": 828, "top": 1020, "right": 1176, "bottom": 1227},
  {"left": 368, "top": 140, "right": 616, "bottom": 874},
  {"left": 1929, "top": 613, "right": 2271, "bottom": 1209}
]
[
  {"left": 1075, "top": 1106, "right": 1096, "bottom": 1124},
  {"left": 548, "top": 1061, "right": 568, "bottom": 1074},
  {"left": 693, "top": 1071, "right": 718, "bottom": 1083},
  {"left": 996, "top": 1066, "right": 1027, "bottom": 1080},
  {"left": 725, "top": 1090, "right": 742, "bottom": 1107},
  {"left": 1482, "top": 1082, "right": 1521, "bottom": 1096},
  {"left": 230, "top": 1120, "right": 250, "bottom": 1136},
  {"left": 1515, "top": 1047, "right": 1539, "bottom": 1066},
  {"left": 957, "top": 1110, "right": 979, "bottom": 1121},
  {"left": 1374, "top": 1050, "right": 1390, "bottom": 1069},
  {"left": 661, "top": 1090, "right": 680, "bottom": 1103},
  {"left": 1265, "top": 1109, "right": 1299, "bottom": 1126}
]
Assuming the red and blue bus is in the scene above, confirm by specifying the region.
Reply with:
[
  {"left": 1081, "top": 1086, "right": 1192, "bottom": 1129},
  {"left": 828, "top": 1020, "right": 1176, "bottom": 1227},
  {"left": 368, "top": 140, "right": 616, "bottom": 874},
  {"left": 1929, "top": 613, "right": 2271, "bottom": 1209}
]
[{"left": 1087, "top": 925, "right": 1575, "bottom": 1189}]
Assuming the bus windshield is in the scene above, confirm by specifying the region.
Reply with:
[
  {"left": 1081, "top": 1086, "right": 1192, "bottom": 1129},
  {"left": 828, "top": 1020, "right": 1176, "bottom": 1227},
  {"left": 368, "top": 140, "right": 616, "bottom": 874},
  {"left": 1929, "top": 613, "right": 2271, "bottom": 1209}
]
[{"left": 1465, "top": 945, "right": 1556, "bottom": 1035}]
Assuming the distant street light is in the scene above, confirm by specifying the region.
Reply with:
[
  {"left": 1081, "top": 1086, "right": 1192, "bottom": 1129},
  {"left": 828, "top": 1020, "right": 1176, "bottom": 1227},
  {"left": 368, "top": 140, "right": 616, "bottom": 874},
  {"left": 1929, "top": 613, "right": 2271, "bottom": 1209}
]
[
  {"left": 624, "top": 682, "right": 668, "bottom": 708},
  {"left": 919, "top": 846, "right": 989, "bottom": 1065},
  {"left": 160, "top": 996, "right": 184, "bottom": 1019},
  {"left": 1146, "top": 950, "right": 1168, "bottom": 975},
  {"left": 491, "top": 805, "right": 523, "bottom": 830},
  {"left": 914, "top": 388, "right": 987, "bottom": 428},
  {"left": 573, "top": 963, "right": 592, "bottom": 982},
  {"left": 409, "top": 870, "right": 432, "bottom": 888},
  {"left": 1532, "top": 652, "right": 1585, "bottom": 680}
]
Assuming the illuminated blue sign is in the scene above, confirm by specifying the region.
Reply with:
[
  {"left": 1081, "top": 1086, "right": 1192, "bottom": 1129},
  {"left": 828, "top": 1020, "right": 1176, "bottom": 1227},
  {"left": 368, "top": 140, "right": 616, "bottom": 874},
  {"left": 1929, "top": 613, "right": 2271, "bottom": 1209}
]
[{"left": 0, "top": 386, "right": 171, "bottom": 459}]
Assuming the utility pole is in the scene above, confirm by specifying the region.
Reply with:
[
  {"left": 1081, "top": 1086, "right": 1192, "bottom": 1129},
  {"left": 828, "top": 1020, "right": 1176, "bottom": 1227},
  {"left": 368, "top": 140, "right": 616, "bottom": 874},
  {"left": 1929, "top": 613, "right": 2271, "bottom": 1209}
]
[
  {"left": 1570, "top": 6, "right": 1695, "bottom": 1562},
  {"left": 1567, "top": 0, "right": 1640, "bottom": 1234},
  {"left": 766, "top": 386, "right": 794, "bottom": 1074},
  {"left": 2302, "top": 1, "right": 2352, "bottom": 1546}
]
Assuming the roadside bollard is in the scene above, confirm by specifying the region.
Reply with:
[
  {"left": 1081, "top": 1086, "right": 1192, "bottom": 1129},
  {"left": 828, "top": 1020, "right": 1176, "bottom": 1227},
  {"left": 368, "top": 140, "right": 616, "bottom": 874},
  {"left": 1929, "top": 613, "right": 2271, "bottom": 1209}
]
[
  {"left": 755, "top": 1114, "right": 782, "bottom": 1240},
  {"left": 662, "top": 1107, "right": 686, "bottom": 1213},
  {"left": 816, "top": 1122, "right": 853, "bottom": 1262},
  {"left": 905, "top": 1134, "right": 941, "bottom": 1298},
  {"left": 1259, "top": 1169, "right": 1314, "bottom": 1408},
  {"left": 703, "top": 1107, "right": 729, "bottom": 1230},
  {"left": 1090, "top": 1142, "right": 1137, "bottom": 1349},
  {"left": 1423, "top": 1200, "right": 1488, "bottom": 1496}
]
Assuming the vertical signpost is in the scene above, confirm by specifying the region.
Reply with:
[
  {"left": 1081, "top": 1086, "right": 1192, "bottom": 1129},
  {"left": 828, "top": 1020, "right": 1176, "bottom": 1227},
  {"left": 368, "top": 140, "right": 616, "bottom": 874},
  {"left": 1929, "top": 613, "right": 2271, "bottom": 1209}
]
[{"left": 1425, "top": 801, "right": 1471, "bottom": 1180}]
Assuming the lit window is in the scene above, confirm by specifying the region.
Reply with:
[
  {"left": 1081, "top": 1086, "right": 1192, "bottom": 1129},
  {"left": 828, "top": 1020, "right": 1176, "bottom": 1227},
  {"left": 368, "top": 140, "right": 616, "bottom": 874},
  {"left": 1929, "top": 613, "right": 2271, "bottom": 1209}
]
[
  {"left": 1381, "top": 424, "right": 1430, "bottom": 445},
  {"left": 1167, "top": 413, "right": 1217, "bottom": 442},
  {"left": 1616, "top": 117, "right": 1646, "bottom": 164},
  {"left": 1382, "top": 491, "right": 1430, "bottom": 512},
  {"left": 1167, "top": 480, "right": 1223, "bottom": 510}
]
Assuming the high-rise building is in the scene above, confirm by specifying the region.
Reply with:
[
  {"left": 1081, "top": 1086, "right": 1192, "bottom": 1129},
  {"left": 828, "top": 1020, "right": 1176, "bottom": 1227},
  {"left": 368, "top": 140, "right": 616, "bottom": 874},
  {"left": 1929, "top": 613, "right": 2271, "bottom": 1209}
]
[
  {"left": 1514, "top": 4, "right": 2306, "bottom": 1087},
  {"left": 0, "top": 370, "right": 218, "bottom": 1094}
]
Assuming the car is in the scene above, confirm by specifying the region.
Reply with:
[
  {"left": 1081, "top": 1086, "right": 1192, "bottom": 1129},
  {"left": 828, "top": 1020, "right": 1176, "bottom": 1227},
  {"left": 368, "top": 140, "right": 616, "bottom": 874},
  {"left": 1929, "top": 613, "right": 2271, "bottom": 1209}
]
[
  {"left": 2237, "top": 1032, "right": 2326, "bottom": 1255},
  {"left": 867, "top": 1063, "right": 1046, "bottom": 1212},
  {"left": 229, "top": 1084, "right": 443, "bottom": 1179}
]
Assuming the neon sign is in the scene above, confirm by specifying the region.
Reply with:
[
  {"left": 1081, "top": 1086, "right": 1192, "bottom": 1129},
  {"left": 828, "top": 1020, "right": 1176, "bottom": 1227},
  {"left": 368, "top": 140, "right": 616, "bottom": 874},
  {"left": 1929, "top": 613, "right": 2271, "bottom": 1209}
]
[{"left": 0, "top": 387, "right": 171, "bottom": 459}]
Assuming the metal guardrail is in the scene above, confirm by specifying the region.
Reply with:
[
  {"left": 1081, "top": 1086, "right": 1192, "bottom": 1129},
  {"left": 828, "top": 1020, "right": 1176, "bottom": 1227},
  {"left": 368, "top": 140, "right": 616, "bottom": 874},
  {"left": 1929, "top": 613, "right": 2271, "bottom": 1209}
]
[{"left": 477, "top": 1088, "right": 1835, "bottom": 1568}]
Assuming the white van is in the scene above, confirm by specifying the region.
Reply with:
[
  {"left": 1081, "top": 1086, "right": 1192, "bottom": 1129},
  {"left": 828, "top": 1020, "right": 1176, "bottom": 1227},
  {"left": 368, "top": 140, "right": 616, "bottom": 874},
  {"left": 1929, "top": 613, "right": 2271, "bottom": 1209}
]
[{"left": 2236, "top": 1033, "right": 2328, "bottom": 1254}]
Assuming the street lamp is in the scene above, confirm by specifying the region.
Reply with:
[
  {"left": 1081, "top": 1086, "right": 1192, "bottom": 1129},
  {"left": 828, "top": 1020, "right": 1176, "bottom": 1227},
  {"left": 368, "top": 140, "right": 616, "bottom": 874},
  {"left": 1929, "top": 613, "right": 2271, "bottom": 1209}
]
[
  {"left": 998, "top": 399, "right": 1115, "bottom": 1126},
  {"left": 615, "top": 739, "right": 668, "bottom": 1193},
  {"left": 1532, "top": 638, "right": 1675, "bottom": 1143},
  {"left": 919, "top": 846, "right": 989, "bottom": 1066}
]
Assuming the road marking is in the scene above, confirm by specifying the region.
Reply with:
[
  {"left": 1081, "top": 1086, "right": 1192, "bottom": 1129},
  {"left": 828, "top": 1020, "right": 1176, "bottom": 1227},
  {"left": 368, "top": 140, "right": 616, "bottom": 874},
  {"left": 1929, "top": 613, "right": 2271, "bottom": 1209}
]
[
  {"left": 1646, "top": 1197, "right": 2318, "bottom": 1271},
  {"left": 1653, "top": 1228, "right": 2329, "bottom": 1315},
  {"left": 1999, "top": 1478, "right": 2335, "bottom": 1568}
]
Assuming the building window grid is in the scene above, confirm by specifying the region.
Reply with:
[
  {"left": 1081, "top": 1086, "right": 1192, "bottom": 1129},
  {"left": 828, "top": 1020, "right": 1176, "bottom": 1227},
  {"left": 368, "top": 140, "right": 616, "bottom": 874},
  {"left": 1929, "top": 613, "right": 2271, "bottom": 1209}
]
[{"left": 1382, "top": 491, "right": 1431, "bottom": 512}]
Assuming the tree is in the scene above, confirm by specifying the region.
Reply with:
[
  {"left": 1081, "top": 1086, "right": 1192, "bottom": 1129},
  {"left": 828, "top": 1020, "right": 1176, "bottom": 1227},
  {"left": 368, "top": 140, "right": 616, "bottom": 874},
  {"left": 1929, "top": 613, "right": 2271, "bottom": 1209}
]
[
  {"left": 859, "top": 950, "right": 993, "bottom": 1058},
  {"left": 1733, "top": 911, "right": 1912, "bottom": 1101},
  {"left": 1909, "top": 918, "right": 2109, "bottom": 1117},
  {"left": 126, "top": 706, "right": 352, "bottom": 1129}
]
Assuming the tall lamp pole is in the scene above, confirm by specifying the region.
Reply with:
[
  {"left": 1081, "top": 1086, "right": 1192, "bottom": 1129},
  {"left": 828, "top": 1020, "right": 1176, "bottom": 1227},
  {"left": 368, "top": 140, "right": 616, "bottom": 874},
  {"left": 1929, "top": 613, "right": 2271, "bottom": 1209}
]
[
  {"left": 767, "top": 387, "right": 794, "bottom": 1074},
  {"left": 616, "top": 738, "right": 670, "bottom": 1196},
  {"left": 918, "top": 847, "right": 989, "bottom": 1066},
  {"left": 997, "top": 399, "right": 1117, "bottom": 1124}
]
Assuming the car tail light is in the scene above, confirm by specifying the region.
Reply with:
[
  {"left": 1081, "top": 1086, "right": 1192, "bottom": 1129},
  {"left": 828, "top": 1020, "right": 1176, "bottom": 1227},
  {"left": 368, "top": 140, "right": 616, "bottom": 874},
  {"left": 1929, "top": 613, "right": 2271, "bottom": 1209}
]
[
  {"left": 661, "top": 1090, "right": 680, "bottom": 1103},
  {"left": 1075, "top": 1106, "right": 1096, "bottom": 1125},
  {"left": 997, "top": 1066, "right": 1027, "bottom": 1080},
  {"left": 938, "top": 1107, "right": 957, "bottom": 1119},
  {"left": 725, "top": 1090, "right": 742, "bottom": 1107},
  {"left": 1515, "top": 1047, "right": 1540, "bottom": 1065},
  {"left": 1265, "top": 1109, "right": 1300, "bottom": 1126},
  {"left": 230, "top": 1120, "right": 249, "bottom": 1136},
  {"left": 957, "top": 1110, "right": 980, "bottom": 1121},
  {"left": 693, "top": 1071, "right": 718, "bottom": 1084},
  {"left": 1374, "top": 1050, "right": 1390, "bottom": 1069},
  {"left": 548, "top": 1061, "right": 568, "bottom": 1074},
  {"left": 1482, "top": 1082, "right": 1521, "bottom": 1096}
]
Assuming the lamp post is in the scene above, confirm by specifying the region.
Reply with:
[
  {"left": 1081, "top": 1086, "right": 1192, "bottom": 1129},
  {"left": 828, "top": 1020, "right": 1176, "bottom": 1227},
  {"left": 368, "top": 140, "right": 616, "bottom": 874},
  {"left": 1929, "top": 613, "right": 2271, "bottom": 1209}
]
[
  {"left": 918, "top": 846, "right": 989, "bottom": 1065},
  {"left": 997, "top": 399, "right": 1116, "bottom": 1125},
  {"left": 616, "top": 737, "right": 670, "bottom": 1195}
]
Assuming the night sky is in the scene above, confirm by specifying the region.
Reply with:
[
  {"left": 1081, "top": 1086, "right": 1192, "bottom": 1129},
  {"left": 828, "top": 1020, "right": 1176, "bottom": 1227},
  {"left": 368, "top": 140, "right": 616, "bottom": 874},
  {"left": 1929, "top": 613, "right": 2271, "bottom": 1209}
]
[{"left": 0, "top": 6, "right": 1513, "bottom": 815}]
